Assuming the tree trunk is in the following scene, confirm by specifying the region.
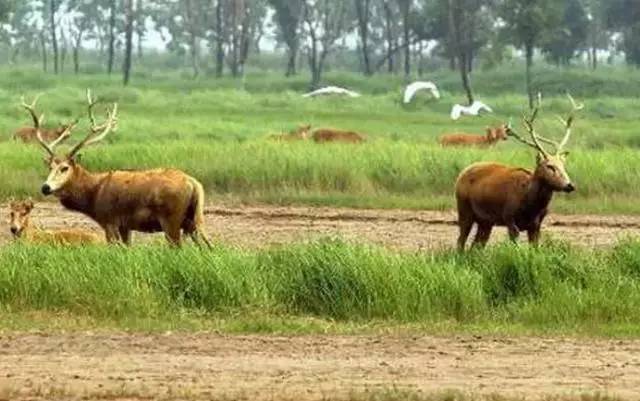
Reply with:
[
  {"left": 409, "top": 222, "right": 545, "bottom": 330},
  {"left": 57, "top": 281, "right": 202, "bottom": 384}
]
[
  {"left": 417, "top": 42, "right": 425, "bottom": 77},
  {"left": 190, "top": 36, "right": 199, "bottom": 78},
  {"left": 308, "top": 34, "right": 320, "bottom": 89},
  {"left": 59, "top": 26, "right": 67, "bottom": 73},
  {"left": 525, "top": 42, "right": 534, "bottom": 109},
  {"left": 383, "top": 2, "right": 394, "bottom": 74},
  {"left": 459, "top": 52, "right": 474, "bottom": 105},
  {"left": 107, "top": 0, "right": 116, "bottom": 75},
  {"left": 73, "top": 31, "right": 83, "bottom": 74},
  {"left": 286, "top": 46, "right": 297, "bottom": 76},
  {"left": 355, "top": 0, "right": 372, "bottom": 76},
  {"left": 215, "top": 0, "right": 224, "bottom": 77},
  {"left": 402, "top": 3, "right": 410, "bottom": 80},
  {"left": 137, "top": 0, "right": 144, "bottom": 59},
  {"left": 591, "top": 46, "right": 597, "bottom": 70},
  {"left": 49, "top": 0, "right": 59, "bottom": 74},
  {"left": 123, "top": 0, "right": 134, "bottom": 85},
  {"left": 39, "top": 31, "right": 48, "bottom": 73}
]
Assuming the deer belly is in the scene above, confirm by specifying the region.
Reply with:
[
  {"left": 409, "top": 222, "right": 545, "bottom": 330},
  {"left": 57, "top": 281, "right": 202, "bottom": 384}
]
[{"left": 130, "top": 208, "right": 162, "bottom": 232}]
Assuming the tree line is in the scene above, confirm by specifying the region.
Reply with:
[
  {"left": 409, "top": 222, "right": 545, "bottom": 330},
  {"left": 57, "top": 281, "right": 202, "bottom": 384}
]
[{"left": 0, "top": 0, "right": 636, "bottom": 103}]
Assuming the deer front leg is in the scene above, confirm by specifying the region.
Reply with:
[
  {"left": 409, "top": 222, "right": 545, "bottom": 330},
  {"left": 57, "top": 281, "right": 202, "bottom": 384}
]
[{"left": 104, "top": 225, "right": 122, "bottom": 244}]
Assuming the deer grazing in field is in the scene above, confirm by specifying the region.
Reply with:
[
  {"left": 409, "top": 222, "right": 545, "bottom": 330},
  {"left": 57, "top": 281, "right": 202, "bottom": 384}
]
[
  {"left": 269, "top": 124, "right": 311, "bottom": 141},
  {"left": 9, "top": 199, "right": 104, "bottom": 245},
  {"left": 13, "top": 95, "right": 78, "bottom": 144},
  {"left": 455, "top": 94, "right": 583, "bottom": 250},
  {"left": 439, "top": 125, "right": 508, "bottom": 147},
  {"left": 311, "top": 128, "right": 366, "bottom": 144},
  {"left": 29, "top": 90, "right": 212, "bottom": 247}
]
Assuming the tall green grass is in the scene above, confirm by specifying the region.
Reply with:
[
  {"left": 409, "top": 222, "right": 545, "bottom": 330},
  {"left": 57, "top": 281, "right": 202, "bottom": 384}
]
[
  {"left": 3, "top": 239, "right": 640, "bottom": 333},
  {"left": 1, "top": 67, "right": 640, "bottom": 212}
]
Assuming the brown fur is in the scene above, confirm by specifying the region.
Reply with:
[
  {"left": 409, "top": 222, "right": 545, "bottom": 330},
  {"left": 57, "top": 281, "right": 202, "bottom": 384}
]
[
  {"left": 13, "top": 125, "right": 74, "bottom": 144},
  {"left": 312, "top": 129, "right": 366, "bottom": 143},
  {"left": 42, "top": 158, "right": 211, "bottom": 247},
  {"left": 269, "top": 124, "right": 311, "bottom": 141},
  {"left": 455, "top": 156, "right": 575, "bottom": 250},
  {"left": 9, "top": 200, "right": 104, "bottom": 245},
  {"left": 439, "top": 125, "right": 508, "bottom": 147}
]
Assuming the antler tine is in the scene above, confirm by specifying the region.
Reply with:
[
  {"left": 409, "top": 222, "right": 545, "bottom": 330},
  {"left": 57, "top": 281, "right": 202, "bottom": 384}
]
[
  {"left": 86, "top": 88, "right": 99, "bottom": 127},
  {"left": 20, "top": 94, "right": 56, "bottom": 157},
  {"left": 557, "top": 93, "right": 584, "bottom": 152},
  {"left": 521, "top": 92, "right": 550, "bottom": 156},
  {"left": 68, "top": 101, "right": 118, "bottom": 158},
  {"left": 505, "top": 121, "right": 543, "bottom": 151}
]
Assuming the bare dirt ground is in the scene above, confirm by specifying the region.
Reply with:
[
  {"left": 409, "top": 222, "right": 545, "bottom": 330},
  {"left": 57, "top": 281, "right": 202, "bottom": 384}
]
[
  {"left": 3, "top": 202, "right": 640, "bottom": 250},
  {"left": 1, "top": 333, "right": 639, "bottom": 400}
]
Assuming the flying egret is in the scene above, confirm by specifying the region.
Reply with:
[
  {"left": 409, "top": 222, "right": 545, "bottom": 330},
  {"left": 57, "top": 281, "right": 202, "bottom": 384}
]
[
  {"left": 450, "top": 101, "right": 493, "bottom": 120},
  {"left": 403, "top": 81, "right": 441, "bottom": 103},
  {"left": 302, "top": 86, "right": 361, "bottom": 98}
]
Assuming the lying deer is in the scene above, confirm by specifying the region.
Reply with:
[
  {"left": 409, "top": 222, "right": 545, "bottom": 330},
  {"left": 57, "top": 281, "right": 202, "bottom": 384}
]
[
  {"left": 312, "top": 128, "right": 365, "bottom": 143},
  {"left": 269, "top": 124, "right": 311, "bottom": 141},
  {"left": 439, "top": 125, "right": 508, "bottom": 147},
  {"left": 27, "top": 90, "right": 212, "bottom": 247},
  {"left": 455, "top": 94, "right": 583, "bottom": 250},
  {"left": 9, "top": 200, "right": 104, "bottom": 245},
  {"left": 13, "top": 95, "right": 78, "bottom": 144}
]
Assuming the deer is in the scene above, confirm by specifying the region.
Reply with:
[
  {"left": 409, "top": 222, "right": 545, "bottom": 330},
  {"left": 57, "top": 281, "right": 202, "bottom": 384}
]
[
  {"left": 439, "top": 125, "right": 508, "bottom": 147},
  {"left": 28, "top": 90, "right": 212, "bottom": 247},
  {"left": 269, "top": 124, "right": 312, "bottom": 141},
  {"left": 455, "top": 94, "right": 583, "bottom": 250},
  {"left": 8, "top": 199, "right": 104, "bottom": 245},
  {"left": 13, "top": 95, "right": 78, "bottom": 144},
  {"left": 311, "top": 128, "right": 366, "bottom": 144}
]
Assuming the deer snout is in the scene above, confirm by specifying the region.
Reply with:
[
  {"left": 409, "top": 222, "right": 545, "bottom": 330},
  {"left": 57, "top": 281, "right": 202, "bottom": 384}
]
[
  {"left": 564, "top": 183, "right": 576, "bottom": 193},
  {"left": 41, "top": 184, "right": 52, "bottom": 195},
  {"left": 10, "top": 226, "right": 19, "bottom": 236}
]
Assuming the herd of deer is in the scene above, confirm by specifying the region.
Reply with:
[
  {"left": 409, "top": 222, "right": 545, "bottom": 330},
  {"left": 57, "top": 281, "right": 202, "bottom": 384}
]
[{"left": 7, "top": 90, "right": 583, "bottom": 251}]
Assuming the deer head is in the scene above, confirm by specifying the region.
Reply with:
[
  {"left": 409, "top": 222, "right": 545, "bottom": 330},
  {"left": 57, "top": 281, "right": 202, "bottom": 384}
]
[
  {"left": 9, "top": 199, "right": 34, "bottom": 237},
  {"left": 506, "top": 94, "right": 583, "bottom": 193},
  {"left": 38, "top": 90, "right": 118, "bottom": 196}
]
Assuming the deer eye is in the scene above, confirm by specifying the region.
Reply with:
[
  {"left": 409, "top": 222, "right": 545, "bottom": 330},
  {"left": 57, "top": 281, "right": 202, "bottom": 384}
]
[
  {"left": 60, "top": 166, "right": 69, "bottom": 173},
  {"left": 546, "top": 165, "right": 557, "bottom": 173}
]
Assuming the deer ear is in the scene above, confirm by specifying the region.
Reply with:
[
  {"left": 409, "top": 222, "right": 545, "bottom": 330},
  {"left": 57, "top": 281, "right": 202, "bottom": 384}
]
[
  {"left": 70, "top": 154, "right": 82, "bottom": 164},
  {"left": 559, "top": 151, "right": 570, "bottom": 158},
  {"left": 25, "top": 199, "right": 34, "bottom": 211}
]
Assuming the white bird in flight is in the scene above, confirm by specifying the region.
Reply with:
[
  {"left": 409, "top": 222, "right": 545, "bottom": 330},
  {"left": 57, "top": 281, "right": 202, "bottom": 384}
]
[
  {"left": 450, "top": 101, "right": 493, "bottom": 120},
  {"left": 403, "top": 81, "right": 441, "bottom": 103},
  {"left": 302, "top": 86, "right": 361, "bottom": 98}
]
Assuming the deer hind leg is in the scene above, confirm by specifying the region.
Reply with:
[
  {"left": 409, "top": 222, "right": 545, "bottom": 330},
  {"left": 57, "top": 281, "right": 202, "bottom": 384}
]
[
  {"left": 527, "top": 226, "right": 541, "bottom": 246},
  {"left": 119, "top": 227, "right": 132, "bottom": 246},
  {"left": 104, "top": 225, "right": 122, "bottom": 244},
  {"left": 472, "top": 222, "right": 493, "bottom": 248},
  {"left": 160, "top": 217, "right": 182, "bottom": 247}
]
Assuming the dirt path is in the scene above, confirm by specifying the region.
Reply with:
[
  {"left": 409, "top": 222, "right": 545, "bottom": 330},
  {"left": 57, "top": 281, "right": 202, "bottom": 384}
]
[
  {"left": 0, "top": 333, "right": 639, "bottom": 400},
  {"left": 3, "top": 202, "right": 640, "bottom": 250}
]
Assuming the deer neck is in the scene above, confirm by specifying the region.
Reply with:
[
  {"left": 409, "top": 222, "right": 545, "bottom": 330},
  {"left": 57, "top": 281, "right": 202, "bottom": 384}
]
[
  {"left": 56, "top": 165, "right": 104, "bottom": 218},
  {"left": 521, "top": 174, "right": 554, "bottom": 216}
]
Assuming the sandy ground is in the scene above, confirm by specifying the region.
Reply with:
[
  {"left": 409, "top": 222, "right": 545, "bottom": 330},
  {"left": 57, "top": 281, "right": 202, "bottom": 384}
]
[
  {"left": 3, "top": 202, "right": 640, "bottom": 250},
  {"left": 1, "top": 333, "right": 639, "bottom": 400}
]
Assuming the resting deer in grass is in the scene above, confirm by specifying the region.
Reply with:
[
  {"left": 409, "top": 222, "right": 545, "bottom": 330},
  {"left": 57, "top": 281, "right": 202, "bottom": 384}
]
[
  {"left": 29, "top": 90, "right": 212, "bottom": 247},
  {"left": 9, "top": 199, "right": 104, "bottom": 245},
  {"left": 269, "top": 124, "right": 311, "bottom": 141},
  {"left": 13, "top": 95, "right": 78, "bottom": 144},
  {"left": 455, "top": 94, "right": 583, "bottom": 250},
  {"left": 312, "top": 128, "right": 366, "bottom": 143},
  {"left": 439, "top": 125, "right": 508, "bottom": 147}
]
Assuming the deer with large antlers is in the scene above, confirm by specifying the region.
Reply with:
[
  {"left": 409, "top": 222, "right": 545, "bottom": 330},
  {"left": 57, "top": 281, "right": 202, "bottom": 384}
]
[
  {"left": 455, "top": 94, "right": 583, "bottom": 250},
  {"left": 31, "top": 90, "right": 212, "bottom": 247}
]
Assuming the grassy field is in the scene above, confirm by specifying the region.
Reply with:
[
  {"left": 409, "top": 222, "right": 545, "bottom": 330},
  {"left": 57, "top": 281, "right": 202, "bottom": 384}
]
[
  {"left": 0, "top": 66, "right": 639, "bottom": 213},
  {"left": 2, "top": 238, "right": 640, "bottom": 336}
]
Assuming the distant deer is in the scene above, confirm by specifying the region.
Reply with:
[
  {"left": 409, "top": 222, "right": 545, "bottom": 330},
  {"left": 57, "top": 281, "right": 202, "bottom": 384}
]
[
  {"left": 269, "top": 124, "right": 311, "bottom": 141},
  {"left": 455, "top": 94, "right": 583, "bottom": 250},
  {"left": 13, "top": 95, "right": 78, "bottom": 144},
  {"left": 439, "top": 125, "right": 508, "bottom": 147},
  {"left": 28, "top": 90, "right": 212, "bottom": 247},
  {"left": 9, "top": 199, "right": 104, "bottom": 245},
  {"left": 312, "top": 128, "right": 366, "bottom": 144}
]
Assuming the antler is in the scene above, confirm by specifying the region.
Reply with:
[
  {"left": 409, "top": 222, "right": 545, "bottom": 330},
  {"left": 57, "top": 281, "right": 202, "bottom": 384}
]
[
  {"left": 557, "top": 94, "right": 584, "bottom": 153},
  {"left": 21, "top": 94, "right": 74, "bottom": 157},
  {"left": 68, "top": 89, "right": 118, "bottom": 158},
  {"left": 506, "top": 93, "right": 550, "bottom": 156}
]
